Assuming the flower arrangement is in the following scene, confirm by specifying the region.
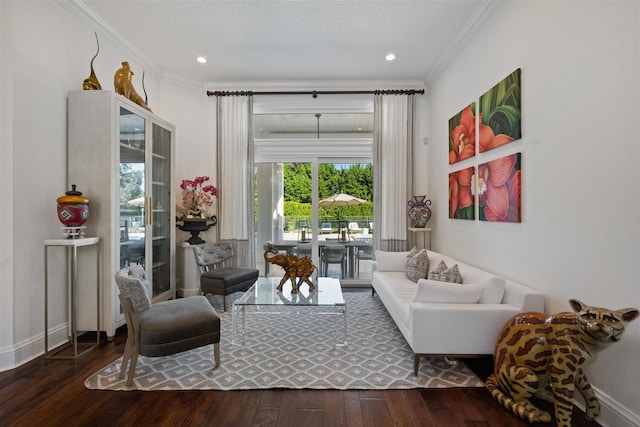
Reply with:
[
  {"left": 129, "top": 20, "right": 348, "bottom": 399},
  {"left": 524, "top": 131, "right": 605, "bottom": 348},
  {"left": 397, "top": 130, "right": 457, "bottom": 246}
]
[{"left": 179, "top": 176, "right": 217, "bottom": 218}]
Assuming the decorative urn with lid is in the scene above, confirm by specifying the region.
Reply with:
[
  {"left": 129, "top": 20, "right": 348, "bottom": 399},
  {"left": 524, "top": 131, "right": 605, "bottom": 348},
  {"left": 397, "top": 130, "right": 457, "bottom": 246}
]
[{"left": 56, "top": 185, "right": 90, "bottom": 227}]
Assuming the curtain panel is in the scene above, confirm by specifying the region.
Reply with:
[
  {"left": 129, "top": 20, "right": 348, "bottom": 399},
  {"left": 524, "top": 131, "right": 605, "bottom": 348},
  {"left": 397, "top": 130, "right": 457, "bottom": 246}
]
[
  {"left": 373, "top": 94, "right": 415, "bottom": 252},
  {"left": 216, "top": 95, "right": 256, "bottom": 267}
]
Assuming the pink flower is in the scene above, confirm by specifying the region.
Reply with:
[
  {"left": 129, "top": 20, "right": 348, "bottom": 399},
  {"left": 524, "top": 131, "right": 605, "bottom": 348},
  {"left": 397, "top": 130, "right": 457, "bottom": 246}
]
[
  {"left": 179, "top": 176, "right": 217, "bottom": 218},
  {"left": 477, "top": 154, "right": 519, "bottom": 222}
]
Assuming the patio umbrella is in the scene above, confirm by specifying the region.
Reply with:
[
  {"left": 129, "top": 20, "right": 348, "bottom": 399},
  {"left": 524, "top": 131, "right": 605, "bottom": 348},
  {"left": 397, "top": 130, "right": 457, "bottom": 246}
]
[
  {"left": 318, "top": 193, "right": 366, "bottom": 239},
  {"left": 127, "top": 197, "right": 145, "bottom": 207},
  {"left": 318, "top": 193, "right": 366, "bottom": 207}
]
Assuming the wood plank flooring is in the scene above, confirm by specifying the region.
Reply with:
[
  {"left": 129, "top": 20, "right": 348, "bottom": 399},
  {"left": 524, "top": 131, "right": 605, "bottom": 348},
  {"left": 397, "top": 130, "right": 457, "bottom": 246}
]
[{"left": 0, "top": 328, "right": 603, "bottom": 426}]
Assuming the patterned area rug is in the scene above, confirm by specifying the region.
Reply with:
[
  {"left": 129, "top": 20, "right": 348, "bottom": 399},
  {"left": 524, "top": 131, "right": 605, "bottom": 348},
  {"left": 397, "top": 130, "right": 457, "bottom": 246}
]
[{"left": 85, "top": 291, "right": 483, "bottom": 391}]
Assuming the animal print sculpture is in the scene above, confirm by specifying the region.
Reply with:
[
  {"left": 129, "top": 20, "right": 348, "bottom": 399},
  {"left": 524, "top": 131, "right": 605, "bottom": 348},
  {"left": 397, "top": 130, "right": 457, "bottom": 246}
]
[
  {"left": 486, "top": 299, "right": 638, "bottom": 426},
  {"left": 113, "top": 61, "right": 151, "bottom": 111},
  {"left": 264, "top": 244, "right": 316, "bottom": 294}
]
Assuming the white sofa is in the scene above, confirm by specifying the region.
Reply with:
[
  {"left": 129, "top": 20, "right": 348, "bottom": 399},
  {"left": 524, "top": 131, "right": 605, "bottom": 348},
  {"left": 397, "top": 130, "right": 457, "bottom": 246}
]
[{"left": 371, "top": 249, "right": 544, "bottom": 375}]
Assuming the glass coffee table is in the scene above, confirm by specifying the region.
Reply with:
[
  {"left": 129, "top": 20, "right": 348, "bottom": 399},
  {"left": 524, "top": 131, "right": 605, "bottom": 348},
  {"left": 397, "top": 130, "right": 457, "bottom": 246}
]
[{"left": 232, "top": 277, "right": 347, "bottom": 346}]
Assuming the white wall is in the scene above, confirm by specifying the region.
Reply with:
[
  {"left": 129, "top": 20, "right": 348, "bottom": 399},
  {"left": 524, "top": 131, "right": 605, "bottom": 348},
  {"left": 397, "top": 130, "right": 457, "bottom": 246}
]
[
  {"left": 0, "top": 0, "right": 167, "bottom": 367},
  {"left": 426, "top": 1, "right": 640, "bottom": 426},
  {"left": 159, "top": 80, "right": 218, "bottom": 244}
]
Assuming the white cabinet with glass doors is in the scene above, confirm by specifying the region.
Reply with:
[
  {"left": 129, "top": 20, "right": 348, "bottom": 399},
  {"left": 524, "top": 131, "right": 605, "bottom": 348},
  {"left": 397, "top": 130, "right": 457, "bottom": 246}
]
[{"left": 67, "top": 90, "right": 175, "bottom": 338}]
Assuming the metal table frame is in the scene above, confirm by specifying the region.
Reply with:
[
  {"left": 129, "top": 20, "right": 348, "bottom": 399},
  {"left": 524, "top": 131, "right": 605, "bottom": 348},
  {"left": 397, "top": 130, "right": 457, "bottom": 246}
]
[{"left": 44, "top": 237, "right": 101, "bottom": 359}]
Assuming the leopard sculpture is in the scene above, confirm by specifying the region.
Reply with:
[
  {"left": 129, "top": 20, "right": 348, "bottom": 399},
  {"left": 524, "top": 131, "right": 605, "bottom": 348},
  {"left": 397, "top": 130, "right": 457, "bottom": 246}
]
[{"left": 486, "top": 299, "right": 638, "bottom": 426}]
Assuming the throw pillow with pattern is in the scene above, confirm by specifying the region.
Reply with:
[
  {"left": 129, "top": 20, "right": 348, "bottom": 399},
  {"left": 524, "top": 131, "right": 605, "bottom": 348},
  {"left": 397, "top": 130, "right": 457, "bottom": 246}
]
[
  {"left": 428, "top": 260, "right": 464, "bottom": 284},
  {"left": 406, "top": 247, "right": 430, "bottom": 282},
  {"left": 115, "top": 265, "right": 152, "bottom": 313}
]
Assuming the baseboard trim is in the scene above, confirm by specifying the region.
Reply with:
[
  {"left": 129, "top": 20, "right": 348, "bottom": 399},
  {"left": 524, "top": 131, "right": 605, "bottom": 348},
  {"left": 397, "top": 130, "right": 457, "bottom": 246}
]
[
  {"left": 0, "top": 323, "right": 68, "bottom": 372},
  {"left": 573, "top": 385, "right": 640, "bottom": 427}
]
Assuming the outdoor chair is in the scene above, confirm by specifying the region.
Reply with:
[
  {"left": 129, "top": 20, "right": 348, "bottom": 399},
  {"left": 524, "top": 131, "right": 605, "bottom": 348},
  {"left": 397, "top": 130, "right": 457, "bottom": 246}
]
[
  {"left": 321, "top": 245, "right": 346, "bottom": 278},
  {"left": 320, "top": 222, "right": 332, "bottom": 234},
  {"left": 115, "top": 265, "right": 221, "bottom": 387},
  {"left": 348, "top": 222, "right": 362, "bottom": 234},
  {"left": 355, "top": 244, "right": 373, "bottom": 275},
  {"left": 293, "top": 243, "right": 312, "bottom": 255},
  {"left": 193, "top": 242, "right": 259, "bottom": 311}
]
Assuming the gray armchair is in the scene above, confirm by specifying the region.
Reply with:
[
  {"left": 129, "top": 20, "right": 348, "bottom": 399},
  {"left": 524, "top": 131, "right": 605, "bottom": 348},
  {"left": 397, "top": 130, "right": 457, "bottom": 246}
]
[{"left": 115, "top": 265, "right": 221, "bottom": 387}]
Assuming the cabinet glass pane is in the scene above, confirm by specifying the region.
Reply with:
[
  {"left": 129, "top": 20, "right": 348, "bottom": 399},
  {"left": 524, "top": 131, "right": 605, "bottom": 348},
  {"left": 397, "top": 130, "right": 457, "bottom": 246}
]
[
  {"left": 151, "top": 123, "right": 172, "bottom": 297},
  {"left": 119, "top": 108, "right": 146, "bottom": 274}
]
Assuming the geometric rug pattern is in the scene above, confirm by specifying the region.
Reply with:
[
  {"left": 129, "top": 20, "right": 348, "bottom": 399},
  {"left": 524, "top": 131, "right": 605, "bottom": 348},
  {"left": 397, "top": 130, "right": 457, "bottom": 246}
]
[{"left": 85, "top": 291, "right": 484, "bottom": 391}]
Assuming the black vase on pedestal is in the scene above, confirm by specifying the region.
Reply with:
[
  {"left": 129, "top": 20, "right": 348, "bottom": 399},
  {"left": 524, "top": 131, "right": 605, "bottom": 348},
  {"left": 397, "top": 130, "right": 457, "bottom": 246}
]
[{"left": 176, "top": 216, "right": 217, "bottom": 245}]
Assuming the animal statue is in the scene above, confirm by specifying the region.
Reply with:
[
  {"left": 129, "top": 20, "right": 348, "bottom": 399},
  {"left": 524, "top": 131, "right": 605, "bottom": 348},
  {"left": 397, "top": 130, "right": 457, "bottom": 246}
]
[
  {"left": 113, "top": 61, "right": 151, "bottom": 111},
  {"left": 264, "top": 244, "right": 316, "bottom": 294},
  {"left": 486, "top": 299, "right": 638, "bottom": 426},
  {"left": 82, "top": 32, "right": 102, "bottom": 90}
]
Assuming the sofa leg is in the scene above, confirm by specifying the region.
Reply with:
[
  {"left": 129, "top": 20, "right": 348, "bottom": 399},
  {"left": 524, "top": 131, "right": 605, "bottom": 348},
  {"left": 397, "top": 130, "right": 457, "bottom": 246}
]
[
  {"left": 371, "top": 288, "right": 376, "bottom": 297},
  {"left": 414, "top": 354, "right": 420, "bottom": 376}
]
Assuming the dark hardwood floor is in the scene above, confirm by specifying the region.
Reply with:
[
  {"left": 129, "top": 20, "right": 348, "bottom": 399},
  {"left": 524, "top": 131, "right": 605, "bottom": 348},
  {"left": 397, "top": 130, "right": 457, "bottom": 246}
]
[{"left": 0, "top": 328, "right": 602, "bottom": 426}]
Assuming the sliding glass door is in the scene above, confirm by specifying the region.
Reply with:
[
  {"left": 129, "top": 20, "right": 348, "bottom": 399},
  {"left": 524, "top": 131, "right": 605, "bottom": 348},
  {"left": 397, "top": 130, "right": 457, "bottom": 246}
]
[
  {"left": 255, "top": 160, "right": 373, "bottom": 286},
  {"left": 253, "top": 97, "right": 374, "bottom": 286}
]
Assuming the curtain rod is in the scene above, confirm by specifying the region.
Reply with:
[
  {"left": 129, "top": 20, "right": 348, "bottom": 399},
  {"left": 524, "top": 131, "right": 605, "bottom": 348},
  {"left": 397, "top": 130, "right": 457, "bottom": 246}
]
[{"left": 206, "top": 89, "right": 424, "bottom": 98}]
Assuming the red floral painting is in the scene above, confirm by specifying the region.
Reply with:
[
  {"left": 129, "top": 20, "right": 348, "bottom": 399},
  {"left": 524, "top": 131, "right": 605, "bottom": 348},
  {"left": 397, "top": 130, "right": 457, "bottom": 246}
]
[
  {"left": 479, "top": 68, "right": 521, "bottom": 152},
  {"left": 477, "top": 153, "right": 521, "bottom": 222},
  {"left": 448, "top": 103, "right": 476, "bottom": 165},
  {"left": 449, "top": 166, "right": 475, "bottom": 220}
]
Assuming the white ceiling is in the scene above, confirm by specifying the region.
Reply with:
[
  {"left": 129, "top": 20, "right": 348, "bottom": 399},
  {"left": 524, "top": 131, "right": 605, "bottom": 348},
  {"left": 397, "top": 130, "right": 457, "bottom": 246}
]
[{"left": 82, "top": 0, "right": 497, "bottom": 86}]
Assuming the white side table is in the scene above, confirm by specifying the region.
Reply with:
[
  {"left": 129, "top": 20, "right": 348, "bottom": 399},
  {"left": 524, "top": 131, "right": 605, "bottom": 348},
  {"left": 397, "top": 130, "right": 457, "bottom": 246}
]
[
  {"left": 408, "top": 227, "right": 432, "bottom": 250},
  {"left": 44, "top": 237, "right": 100, "bottom": 359}
]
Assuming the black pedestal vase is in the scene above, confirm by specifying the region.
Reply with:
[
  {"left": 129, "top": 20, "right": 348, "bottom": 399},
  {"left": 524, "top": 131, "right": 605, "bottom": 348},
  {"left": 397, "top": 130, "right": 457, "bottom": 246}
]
[{"left": 176, "top": 216, "right": 217, "bottom": 245}]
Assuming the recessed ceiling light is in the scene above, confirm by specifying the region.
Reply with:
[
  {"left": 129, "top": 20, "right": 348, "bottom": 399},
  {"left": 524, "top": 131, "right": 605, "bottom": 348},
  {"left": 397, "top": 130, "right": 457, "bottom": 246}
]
[
  {"left": 385, "top": 53, "right": 396, "bottom": 61},
  {"left": 196, "top": 56, "right": 207, "bottom": 64}
]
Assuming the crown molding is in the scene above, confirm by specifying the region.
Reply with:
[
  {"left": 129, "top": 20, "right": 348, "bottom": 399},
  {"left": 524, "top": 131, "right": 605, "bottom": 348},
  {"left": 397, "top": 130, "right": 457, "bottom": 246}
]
[{"left": 425, "top": 0, "right": 504, "bottom": 88}]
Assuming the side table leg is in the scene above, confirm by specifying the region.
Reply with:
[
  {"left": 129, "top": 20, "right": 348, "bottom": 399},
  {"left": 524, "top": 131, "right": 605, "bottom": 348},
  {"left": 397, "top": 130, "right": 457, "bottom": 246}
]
[{"left": 44, "top": 246, "right": 49, "bottom": 356}]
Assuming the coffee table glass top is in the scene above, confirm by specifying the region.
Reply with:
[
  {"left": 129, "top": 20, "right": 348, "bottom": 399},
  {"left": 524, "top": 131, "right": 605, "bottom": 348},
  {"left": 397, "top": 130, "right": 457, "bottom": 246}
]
[{"left": 235, "top": 277, "right": 344, "bottom": 307}]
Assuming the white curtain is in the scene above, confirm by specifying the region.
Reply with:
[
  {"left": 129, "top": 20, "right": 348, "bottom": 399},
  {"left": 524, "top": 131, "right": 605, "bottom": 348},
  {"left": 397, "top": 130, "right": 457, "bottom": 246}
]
[
  {"left": 216, "top": 95, "right": 255, "bottom": 267},
  {"left": 373, "top": 94, "right": 415, "bottom": 252}
]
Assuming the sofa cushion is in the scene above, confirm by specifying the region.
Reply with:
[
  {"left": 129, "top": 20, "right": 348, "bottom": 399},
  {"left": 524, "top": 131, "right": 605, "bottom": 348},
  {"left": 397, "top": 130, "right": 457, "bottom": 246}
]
[
  {"left": 413, "top": 279, "right": 483, "bottom": 303},
  {"left": 428, "top": 261, "right": 463, "bottom": 284},
  {"left": 455, "top": 262, "right": 506, "bottom": 303},
  {"left": 405, "top": 248, "right": 429, "bottom": 282},
  {"left": 375, "top": 250, "right": 411, "bottom": 272}
]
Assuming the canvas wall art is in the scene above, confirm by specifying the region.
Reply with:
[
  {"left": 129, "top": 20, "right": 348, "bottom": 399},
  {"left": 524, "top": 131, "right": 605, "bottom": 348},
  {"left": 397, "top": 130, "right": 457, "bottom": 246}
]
[
  {"left": 479, "top": 68, "right": 521, "bottom": 153},
  {"left": 449, "top": 166, "right": 475, "bottom": 220},
  {"left": 478, "top": 153, "right": 521, "bottom": 222},
  {"left": 448, "top": 103, "right": 476, "bottom": 164}
]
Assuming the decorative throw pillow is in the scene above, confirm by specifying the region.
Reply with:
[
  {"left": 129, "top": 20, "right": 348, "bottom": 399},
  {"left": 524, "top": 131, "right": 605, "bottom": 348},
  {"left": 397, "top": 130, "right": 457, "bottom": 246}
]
[
  {"left": 406, "top": 247, "right": 429, "bottom": 282},
  {"left": 115, "top": 265, "right": 151, "bottom": 313},
  {"left": 428, "top": 260, "right": 463, "bottom": 284},
  {"left": 429, "top": 260, "right": 448, "bottom": 277}
]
